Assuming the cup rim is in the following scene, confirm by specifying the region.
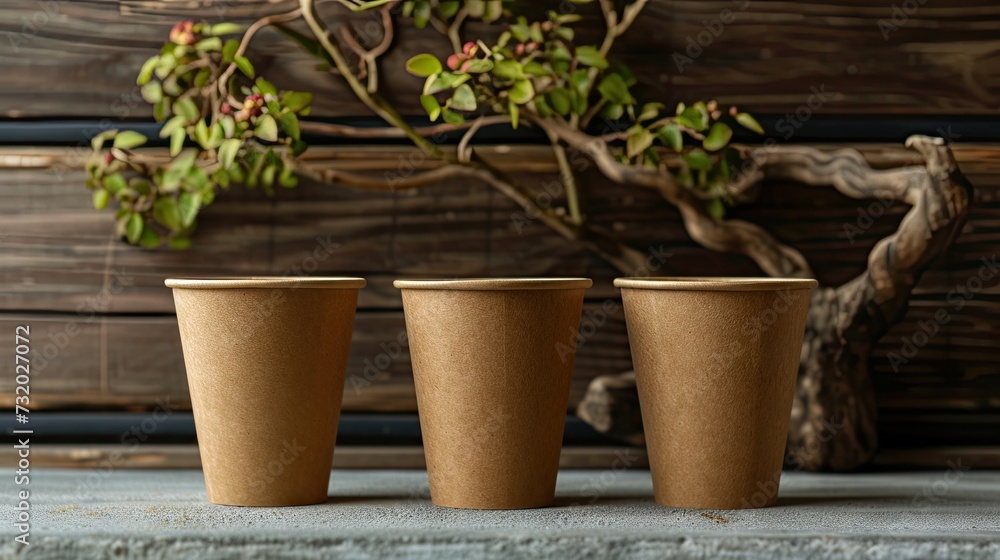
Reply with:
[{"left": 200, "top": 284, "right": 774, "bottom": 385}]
[
  {"left": 165, "top": 276, "right": 366, "bottom": 289},
  {"left": 613, "top": 276, "right": 818, "bottom": 292},
  {"left": 393, "top": 277, "right": 593, "bottom": 291}
]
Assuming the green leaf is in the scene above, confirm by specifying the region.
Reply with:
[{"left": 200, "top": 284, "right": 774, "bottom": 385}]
[
  {"left": 153, "top": 99, "right": 168, "bottom": 122},
  {"left": 597, "top": 73, "right": 631, "bottom": 104},
  {"left": 575, "top": 45, "right": 608, "bottom": 69},
  {"left": 569, "top": 69, "right": 589, "bottom": 94},
  {"left": 234, "top": 56, "right": 255, "bottom": 79},
  {"left": 405, "top": 53, "right": 442, "bottom": 77},
  {"left": 703, "top": 122, "right": 733, "bottom": 151},
  {"left": 155, "top": 53, "right": 176, "bottom": 80},
  {"left": 90, "top": 130, "right": 117, "bottom": 151},
  {"left": 683, "top": 148, "right": 713, "bottom": 171},
  {"left": 207, "top": 122, "right": 223, "bottom": 148},
  {"left": 125, "top": 213, "right": 144, "bottom": 244},
  {"left": 463, "top": 59, "right": 493, "bottom": 73},
  {"left": 113, "top": 131, "right": 147, "bottom": 150},
  {"left": 103, "top": 173, "right": 127, "bottom": 194},
  {"left": 222, "top": 39, "right": 240, "bottom": 63},
  {"left": 131, "top": 178, "right": 151, "bottom": 195},
  {"left": 172, "top": 150, "right": 198, "bottom": 173},
  {"left": 547, "top": 88, "right": 571, "bottom": 116},
  {"left": 441, "top": 108, "right": 465, "bottom": 126},
  {"left": 170, "top": 128, "right": 186, "bottom": 156},
  {"left": 483, "top": 0, "right": 502, "bottom": 21},
  {"left": 522, "top": 61, "right": 549, "bottom": 76},
  {"left": 508, "top": 79, "right": 534, "bottom": 105},
  {"left": 281, "top": 91, "right": 312, "bottom": 113},
  {"left": 420, "top": 94, "right": 442, "bottom": 121},
  {"left": 660, "top": 124, "right": 683, "bottom": 152},
  {"left": 509, "top": 100, "right": 520, "bottom": 130},
  {"left": 735, "top": 112, "right": 765, "bottom": 134},
  {"left": 278, "top": 165, "right": 298, "bottom": 188},
  {"left": 255, "top": 77, "right": 277, "bottom": 97},
  {"left": 138, "top": 227, "right": 161, "bottom": 249},
  {"left": 423, "top": 72, "right": 469, "bottom": 95},
  {"left": 413, "top": 0, "right": 431, "bottom": 28},
  {"left": 218, "top": 138, "right": 241, "bottom": 169},
  {"left": 438, "top": 1, "right": 460, "bottom": 19},
  {"left": 141, "top": 81, "right": 162, "bottom": 104},
  {"left": 533, "top": 95, "right": 552, "bottom": 118},
  {"left": 600, "top": 103, "right": 623, "bottom": 120},
  {"left": 159, "top": 115, "right": 187, "bottom": 139},
  {"left": 706, "top": 198, "right": 726, "bottom": 220},
  {"left": 153, "top": 197, "right": 183, "bottom": 231},
  {"left": 194, "top": 119, "right": 210, "bottom": 149},
  {"left": 195, "top": 37, "right": 222, "bottom": 52},
  {"left": 173, "top": 98, "right": 200, "bottom": 122},
  {"left": 178, "top": 192, "right": 201, "bottom": 228},
  {"left": 451, "top": 83, "right": 477, "bottom": 111},
  {"left": 627, "top": 128, "right": 654, "bottom": 159},
  {"left": 493, "top": 59, "right": 524, "bottom": 82},
  {"left": 137, "top": 56, "right": 159, "bottom": 86},
  {"left": 168, "top": 236, "right": 192, "bottom": 250},
  {"left": 255, "top": 114, "right": 278, "bottom": 142},
  {"left": 210, "top": 22, "right": 243, "bottom": 36},
  {"left": 555, "top": 26, "right": 574, "bottom": 42},
  {"left": 92, "top": 189, "right": 109, "bottom": 210},
  {"left": 279, "top": 111, "right": 300, "bottom": 140},
  {"left": 612, "top": 63, "right": 637, "bottom": 86},
  {"left": 677, "top": 106, "right": 708, "bottom": 132},
  {"left": 639, "top": 102, "right": 663, "bottom": 122}
]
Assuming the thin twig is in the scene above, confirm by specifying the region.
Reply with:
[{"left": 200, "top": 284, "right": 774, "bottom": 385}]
[
  {"left": 218, "top": 9, "right": 303, "bottom": 100},
  {"left": 457, "top": 117, "right": 485, "bottom": 163}
]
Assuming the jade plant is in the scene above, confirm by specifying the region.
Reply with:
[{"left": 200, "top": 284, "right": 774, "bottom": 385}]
[{"left": 85, "top": 0, "right": 760, "bottom": 253}]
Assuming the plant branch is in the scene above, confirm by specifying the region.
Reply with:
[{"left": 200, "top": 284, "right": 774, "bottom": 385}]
[
  {"left": 301, "top": 0, "right": 442, "bottom": 157},
  {"left": 546, "top": 129, "right": 582, "bottom": 225},
  {"left": 536, "top": 116, "right": 813, "bottom": 278},
  {"left": 218, "top": 8, "right": 303, "bottom": 100},
  {"left": 574, "top": 0, "right": 648, "bottom": 130}
]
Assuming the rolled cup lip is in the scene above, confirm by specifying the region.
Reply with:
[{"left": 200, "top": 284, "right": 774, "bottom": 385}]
[
  {"left": 613, "top": 276, "right": 818, "bottom": 292},
  {"left": 393, "top": 277, "right": 592, "bottom": 291},
  {"left": 164, "top": 276, "right": 366, "bottom": 289}
]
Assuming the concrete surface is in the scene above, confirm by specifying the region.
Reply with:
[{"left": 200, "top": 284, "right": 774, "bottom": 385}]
[{"left": 2, "top": 469, "right": 999, "bottom": 559}]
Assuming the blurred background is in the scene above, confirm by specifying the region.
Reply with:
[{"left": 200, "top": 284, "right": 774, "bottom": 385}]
[{"left": 1, "top": 0, "right": 998, "bottom": 470}]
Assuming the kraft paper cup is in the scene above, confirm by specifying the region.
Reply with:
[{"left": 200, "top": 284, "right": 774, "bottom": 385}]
[
  {"left": 614, "top": 277, "right": 817, "bottom": 509},
  {"left": 394, "top": 278, "right": 592, "bottom": 510},
  {"left": 166, "top": 276, "right": 365, "bottom": 506}
]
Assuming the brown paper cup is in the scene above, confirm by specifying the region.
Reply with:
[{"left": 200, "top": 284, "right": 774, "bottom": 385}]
[
  {"left": 614, "top": 277, "right": 818, "bottom": 510},
  {"left": 165, "top": 276, "right": 365, "bottom": 506},
  {"left": 394, "top": 278, "right": 592, "bottom": 510}
]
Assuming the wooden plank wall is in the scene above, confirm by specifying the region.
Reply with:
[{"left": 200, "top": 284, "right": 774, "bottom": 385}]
[
  {"left": 1, "top": 144, "right": 999, "bottom": 450},
  {"left": 1, "top": 1, "right": 999, "bottom": 453},
  {"left": 2, "top": 1, "right": 999, "bottom": 117}
]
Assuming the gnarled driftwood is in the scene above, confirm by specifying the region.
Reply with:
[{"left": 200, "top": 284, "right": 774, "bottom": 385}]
[{"left": 577, "top": 136, "right": 972, "bottom": 471}]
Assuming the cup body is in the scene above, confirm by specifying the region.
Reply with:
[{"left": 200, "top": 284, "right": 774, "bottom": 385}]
[
  {"left": 395, "top": 278, "right": 592, "bottom": 509},
  {"left": 166, "top": 277, "right": 365, "bottom": 506},
  {"left": 615, "top": 277, "right": 817, "bottom": 509}
]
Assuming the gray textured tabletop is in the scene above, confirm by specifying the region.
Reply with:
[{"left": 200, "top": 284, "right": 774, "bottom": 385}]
[{"left": 2, "top": 469, "right": 999, "bottom": 559}]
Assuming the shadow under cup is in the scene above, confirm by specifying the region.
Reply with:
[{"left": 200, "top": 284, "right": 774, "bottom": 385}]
[
  {"left": 615, "top": 277, "right": 818, "bottom": 510},
  {"left": 166, "top": 277, "right": 364, "bottom": 507}
]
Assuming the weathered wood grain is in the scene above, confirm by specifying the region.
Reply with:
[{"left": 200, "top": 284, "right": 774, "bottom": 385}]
[
  {"left": 0, "top": 303, "right": 632, "bottom": 411},
  {"left": 2, "top": 1, "right": 999, "bottom": 118},
  {"left": 1, "top": 143, "right": 998, "bottom": 451}
]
